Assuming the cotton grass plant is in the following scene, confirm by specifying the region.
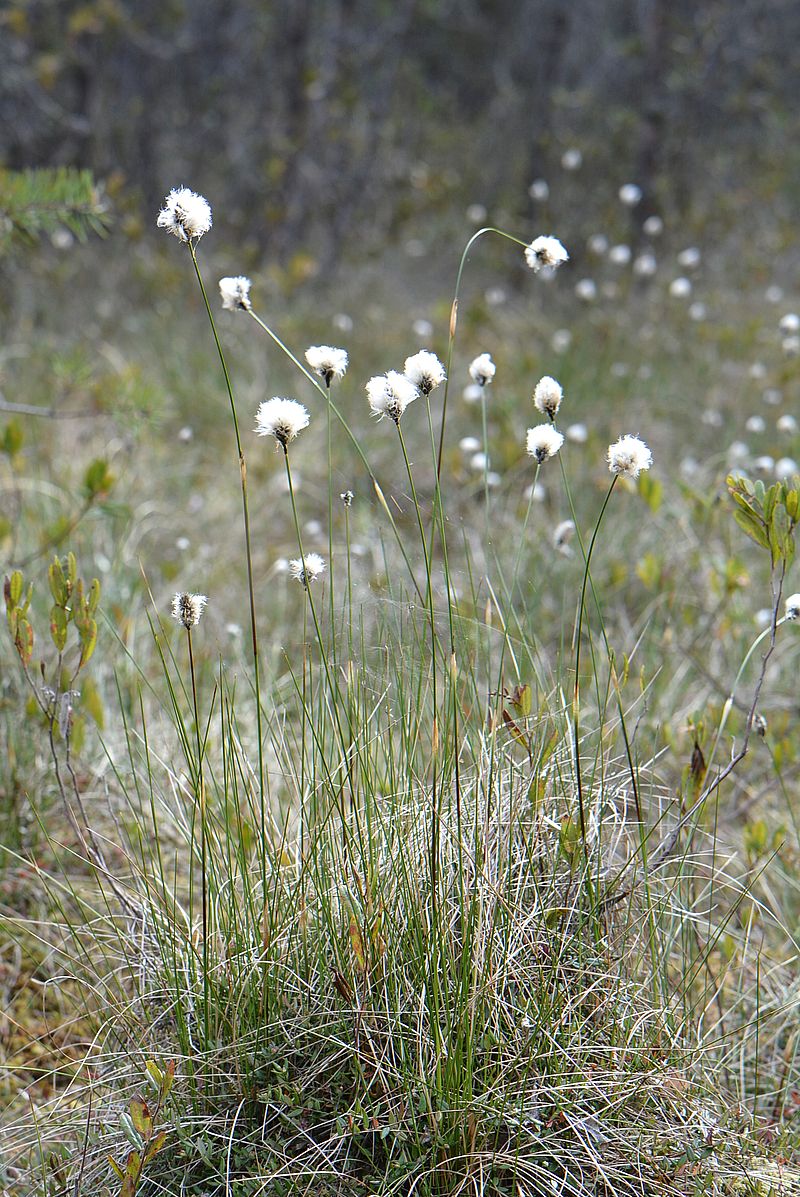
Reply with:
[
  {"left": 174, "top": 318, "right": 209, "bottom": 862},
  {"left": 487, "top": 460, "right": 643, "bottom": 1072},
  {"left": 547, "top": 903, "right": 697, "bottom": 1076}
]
[{"left": 3, "top": 193, "right": 800, "bottom": 1197}]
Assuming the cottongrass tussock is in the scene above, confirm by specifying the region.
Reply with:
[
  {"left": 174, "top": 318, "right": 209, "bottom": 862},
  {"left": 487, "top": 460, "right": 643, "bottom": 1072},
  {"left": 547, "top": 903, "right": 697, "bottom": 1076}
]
[
  {"left": 526, "top": 423, "right": 565, "bottom": 463},
  {"left": 156, "top": 186, "right": 212, "bottom": 242},
  {"left": 524, "top": 234, "right": 569, "bottom": 272},
  {"left": 607, "top": 434, "right": 653, "bottom": 479},
  {"left": 403, "top": 350, "right": 446, "bottom": 395},
  {"left": 366, "top": 371, "right": 418, "bottom": 422},
  {"left": 305, "top": 345, "right": 349, "bottom": 386},
  {"left": 469, "top": 352, "right": 496, "bottom": 386},
  {"left": 219, "top": 275, "right": 252, "bottom": 311},
  {"left": 533, "top": 374, "right": 563, "bottom": 418},
  {"left": 171, "top": 592, "right": 207, "bottom": 629},
  {"left": 255, "top": 397, "right": 310, "bottom": 447},
  {"left": 289, "top": 552, "right": 326, "bottom": 589}
]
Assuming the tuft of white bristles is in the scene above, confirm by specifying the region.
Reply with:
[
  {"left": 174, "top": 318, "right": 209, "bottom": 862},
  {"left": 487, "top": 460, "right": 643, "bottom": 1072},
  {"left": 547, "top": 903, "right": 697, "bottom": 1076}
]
[
  {"left": 219, "top": 276, "right": 252, "bottom": 311},
  {"left": 526, "top": 424, "right": 565, "bottom": 463},
  {"left": 366, "top": 372, "right": 419, "bottom": 423},
  {"left": 403, "top": 351, "right": 446, "bottom": 396},
  {"left": 255, "top": 398, "right": 310, "bottom": 447},
  {"left": 607, "top": 434, "right": 653, "bottom": 479},
  {"left": 157, "top": 187, "right": 212, "bottom": 242},
  {"left": 289, "top": 553, "right": 326, "bottom": 589},
  {"left": 171, "top": 592, "right": 207, "bottom": 629},
  {"left": 305, "top": 346, "right": 349, "bottom": 386},
  {"left": 524, "top": 235, "right": 569, "bottom": 273}
]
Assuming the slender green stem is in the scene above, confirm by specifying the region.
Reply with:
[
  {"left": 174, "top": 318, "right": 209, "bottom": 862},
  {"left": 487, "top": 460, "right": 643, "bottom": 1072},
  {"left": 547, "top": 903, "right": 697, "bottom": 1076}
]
[
  {"left": 189, "top": 245, "right": 266, "bottom": 886},
  {"left": 186, "top": 626, "right": 209, "bottom": 1048},
  {"left": 436, "top": 226, "right": 527, "bottom": 480},
  {"left": 573, "top": 477, "right": 617, "bottom": 855},
  {"left": 247, "top": 307, "right": 425, "bottom": 603}
]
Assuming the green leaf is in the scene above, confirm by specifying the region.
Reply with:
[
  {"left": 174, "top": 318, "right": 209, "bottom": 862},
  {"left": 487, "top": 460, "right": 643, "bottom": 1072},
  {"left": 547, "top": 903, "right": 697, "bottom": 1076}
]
[
  {"left": 14, "top": 616, "right": 33, "bottom": 664},
  {"left": 128, "top": 1097, "right": 152, "bottom": 1139},
  {"left": 108, "top": 1156, "right": 124, "bottom": 1181},
  {"left": 50, "top": 603, "right": 68, "bottom": 651},
  {"left": 48, "top": 558, "right": 67, "bottom": 605},
  {"left": 83, "top": 458, "right": 114, "bottom": 500},
  {"left": 78, "top": 618, "right": 98, "bottom": 668},
  {"left": 733, "top": 508, "right": 770, "bottom": 552},
  {"left": 1, "top": 419, "right": 24, "bottom": 456},
  {"left": 144, "top": 1059, "right": 163, "bottom": 1088},
  {"left": 5, "top": 570, "right": 23, "bottom": 609},
  {"left": 144, "top": 1130, "right": 167, "bottom": 1163}
]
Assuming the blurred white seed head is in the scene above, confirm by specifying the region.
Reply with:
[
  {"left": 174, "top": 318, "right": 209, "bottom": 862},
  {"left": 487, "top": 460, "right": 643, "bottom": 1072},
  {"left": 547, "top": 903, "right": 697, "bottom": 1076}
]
[
  {"left": 728, "top": 441, "right": 750, "bottom": 463},
  {"left": 619, "top": 183, "right": 642, "bottom": 207},
  {"left": 643, "top": 215, "right": 664, "bottom": 237},
  {"left": 750, "top": 361, "right": 767, "bottom": 380},
  {"left": 466, "top": 202, "right": 487, "bottom": 223},
  {"left": 561, "top": 148, "right": 582, "bottom": 171},
  {"left": 219, "top": 275, "right": 252, "bottom": 311},
  {"left": 688, "top": 302, "right": 707, "bottom": 322},
  {"left": 157, "top": 187, "right": 212, "bottom": 242},
  {"left": 525, "top": 235, "right": 569, "bottom": 273},
  {"left": 552, "top": 328, "right": 572, "bottom": 353},
  {"left": 289, "top": 553, "right": 326, "bottom": 589},
  {"left": 779, "top": 313, "right": 800, "bottom": 334},
  {"left": 412, "top": 318, "right": 434, "bottom": 338},
  {"left": 677, "top": 247, "right": 701, "bottom": 269},
  {"left": 305, "top": 345, "right": 349, "bottom": 385},
  {"left": 765, "top": 285, "right": 784, "bottom": 304},
  {"left": 171, "top": 592, "right": 207, "bottom": 629},
  {"left": 782, "top": 335, "right": 800, "bottom": 357},
  {"left": 576, "top": 277, "right": 598, "bottom": 302},
  {"left": 775, "top": 457, "right": 799, "bottom": 480},
  {"left": 528, "top": 178, "right": 550, "bottom": 201},
  {"left": 462, "top": 383, "right": 483, "bottom": 403},
  {"left": 255, "top": 397, "right": 310, "bottom": 446},
  {"left": 533, "top": 375, "right": 563, "bottom": 418},
  {"left": 669, "top": 276, "right": 692, "bottom": 298},
  {"left": 763, "top": 388, "right": 783, "bottom": 406},
  {"left": 526, "top": 424, "right": 565, "bottom": 463},
  {"left": 553, "top": 519, "right": 576, "bottom": 554},
  {"left": 340, "top": 490, "right": 354, "bottom": 507},
  {"left": 566, "top": 422, "right": 588, "bottom": 444},
  {"left": 404, "top": 350, "right": 446, "bottom": 395},
  {"left": 777, "top": 414, "right": 798, "bottom": 434},
  {"left": 607, "top": 434, "right": 653, "bottom": 478},
  {"left": 459, "top": 436, "right": 481, "bottom": 453},
  {"left": 469, "top": 451, "right": 490, "bottom": 472},
  {"left": 633, "top": 252, "right": 657, "bottom": 278},
  {"left": 469, "top": 353, "right": 496, "bottom": 386},
  {"left": 366, "top": 371, "right": 418, "bottom": 422},
  {"left": 785, "top": 593, "right": 800, "bottom": 620},
  {"left": 752, "top": 455, "right": 775, "bottom": 474},
  {"left": 608, "top": 244, "right": 631, "bottom": 266},
  {"left": 745, "top": 415, "right": 766, "bottom": 434},
  {"left": 587, "top": 233, "right": 609, "bottom": 256}
]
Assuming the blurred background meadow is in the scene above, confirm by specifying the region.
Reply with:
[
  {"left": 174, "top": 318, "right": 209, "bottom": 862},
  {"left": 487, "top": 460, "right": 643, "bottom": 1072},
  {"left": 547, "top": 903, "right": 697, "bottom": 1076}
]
[{"left": 2, "top": 3, "right": 800, "bottom": 1195}]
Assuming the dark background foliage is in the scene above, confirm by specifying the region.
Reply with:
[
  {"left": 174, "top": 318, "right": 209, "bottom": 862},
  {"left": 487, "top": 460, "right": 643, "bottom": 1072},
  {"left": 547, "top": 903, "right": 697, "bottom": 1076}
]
[{"left": 3, "top": 0, "right": 799, "bottom": 273}]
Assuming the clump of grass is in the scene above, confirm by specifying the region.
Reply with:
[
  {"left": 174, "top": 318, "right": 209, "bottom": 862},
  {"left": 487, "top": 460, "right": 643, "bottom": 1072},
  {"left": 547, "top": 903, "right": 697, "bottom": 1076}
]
[{"left": 2, "top": 194, "right": 800, "bottom": 1197}]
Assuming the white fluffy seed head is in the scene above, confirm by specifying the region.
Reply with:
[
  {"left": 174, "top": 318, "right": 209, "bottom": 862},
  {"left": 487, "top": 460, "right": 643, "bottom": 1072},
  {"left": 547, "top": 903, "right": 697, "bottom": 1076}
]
[
  {"left": 219, "top": 276, "right": 252, "bottom": 311},
  {"left": 607, "top": 434, "right": 653, "bottom": 479},
  {"left": 619, "top": 183, "right": 642, "bottom": 207},
  {"left": 255, "top": 397, "right": 310, "bottom": 446},
  {"left": 366, "top": 371, "right": 419, "bottom": 423},
  {"left": 779, "top": 313, "right": 800, "bottom": 334},
  {"left": 171, "top": 592, "right": 207, "bottom": 629},
  {"left": 784, "top": 593, "right": 800, "bottom": 620},
  {"left": 525, "top": 235, "right": 569, "bottom": 272},
  {"left": 526, "top": 424, "right": 565, "bottom": 463},
  {"left": 533, "top": 375, "right": 563, "bottom": 418},
  {"left": 157, "top": 187, "right": 212, "bottom": 242},
  {"left": 289, "top": 553, "right": 326, "bottom": 589},
  {"left": 305, "top": 345, "right": 349, "bottom": 385},
  {"left": 553, "top": 519, "right": 576, "bottom": 552},
  {"left": 469, "top": 353, "right": 496, "bottom": 387},
  {"left": 403, "top": 350, "right": 446, "bottom": 395}
]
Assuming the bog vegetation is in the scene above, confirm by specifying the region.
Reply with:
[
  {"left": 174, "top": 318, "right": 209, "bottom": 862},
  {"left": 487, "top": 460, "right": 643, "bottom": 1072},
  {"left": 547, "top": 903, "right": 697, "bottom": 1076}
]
[{"left": 1, "top": 169, "right": 800, "bottom": 1197}]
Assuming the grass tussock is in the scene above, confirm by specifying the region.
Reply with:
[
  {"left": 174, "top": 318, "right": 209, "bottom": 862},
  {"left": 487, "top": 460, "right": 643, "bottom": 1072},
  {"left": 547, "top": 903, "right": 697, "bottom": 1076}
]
[{"left": 2, "top": 201, "right": 800, "bottom": 1197}]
